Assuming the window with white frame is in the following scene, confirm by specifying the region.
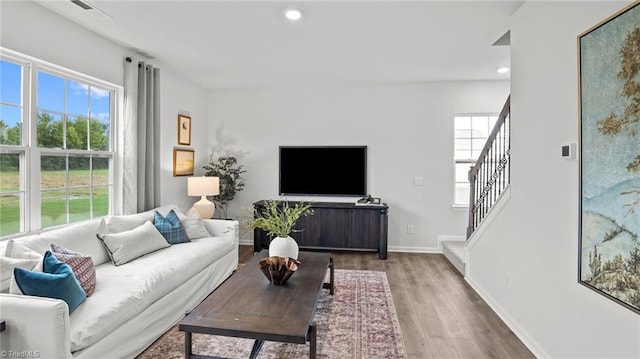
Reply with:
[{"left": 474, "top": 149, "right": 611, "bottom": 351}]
[
  {"left": 0, "top": 51, "right": 117, "bottom": 237},
  {"left": 453, "top": 114, "right": 498, "bottom": 206}
]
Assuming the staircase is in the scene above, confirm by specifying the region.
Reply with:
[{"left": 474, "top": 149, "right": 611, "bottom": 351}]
[
  {"left": 442, "top": 240, "right": 465, "bottom": 274},
  {"left": 443, "top": 96, "right": 511, "bottom": 275}
]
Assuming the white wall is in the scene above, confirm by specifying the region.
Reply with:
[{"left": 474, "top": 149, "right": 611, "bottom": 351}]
[
  {"left": 0, "top": 1, "right": 209, "bottom": 214},
  {"left": 0, "top": 1, "right": 509, "bottom": 245},
  {"left": 0, "top": 2, "right": 125, "bottom": 89},
  {"left": 207, "top": 81, "right": 508, "bottom": 246},
  {"left": 159, "top": 64, "right": 209, "bottom": 210},
  {"left": 466, "top": 2, "right": 640, "bottom": 358}
]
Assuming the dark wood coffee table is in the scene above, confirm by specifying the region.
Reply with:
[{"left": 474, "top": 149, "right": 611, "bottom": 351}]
[{"left": 179, "top": 250, "right": 334, "bottom": 359}]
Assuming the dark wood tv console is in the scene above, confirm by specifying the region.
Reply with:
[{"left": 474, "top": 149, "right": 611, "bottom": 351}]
[{"left": 253, "top": 200, "right": 389, "bottom": 259}]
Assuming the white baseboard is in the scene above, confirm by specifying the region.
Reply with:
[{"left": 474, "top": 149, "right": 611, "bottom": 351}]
[
  {"left": 388, "top": 245, "right": 440, "bottom": 254},
  {"left": 465, "top": 275, "right": 548, "bottom": 359},
  {"left": 241, "top": 241, "right": 441, "bottom": 254},
  {"left": 390, "top": 235, "right": 466, "bottom": 254}
]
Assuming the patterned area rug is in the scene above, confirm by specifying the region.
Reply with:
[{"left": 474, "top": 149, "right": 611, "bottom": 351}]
[{"left": 137, "top": 270, "right": 407, "bottom": 359}]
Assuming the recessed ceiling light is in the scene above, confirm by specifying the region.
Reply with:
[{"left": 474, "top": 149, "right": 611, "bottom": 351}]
[
  {"left": 284, "top": 8, "right": 303, "bottom": 21},
  {"left": 497, "top": 67, "right": 510, "bottom": 74}
]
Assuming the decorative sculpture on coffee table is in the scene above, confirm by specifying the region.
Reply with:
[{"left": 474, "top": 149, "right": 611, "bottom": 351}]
[{"left": 257, "top": 257, "right": 300, "bottom": 285}]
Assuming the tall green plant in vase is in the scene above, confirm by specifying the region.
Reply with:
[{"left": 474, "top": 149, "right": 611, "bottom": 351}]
[
  {"left": 203, "top": 155, "right": 246, "bottom": 219},
  {"left": 249, "top": 201, "right": 313, "bottom": 260}
]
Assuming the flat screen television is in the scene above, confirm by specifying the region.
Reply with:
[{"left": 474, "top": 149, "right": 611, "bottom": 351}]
[{"left": 279, "top": 146, "right": 367, "bottom": 197}]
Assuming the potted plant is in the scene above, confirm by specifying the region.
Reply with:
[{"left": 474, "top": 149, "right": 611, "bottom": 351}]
[
  {"left": 203, "top": 155, "right": 246, "bottom": 219},
  {"left": 249, "top": 200, "right": 313, "bottom": 259}
]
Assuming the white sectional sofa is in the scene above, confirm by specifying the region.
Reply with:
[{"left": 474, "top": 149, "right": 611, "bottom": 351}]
[{"left": 0, "top": 205, "right": 239, "bottom": 359}]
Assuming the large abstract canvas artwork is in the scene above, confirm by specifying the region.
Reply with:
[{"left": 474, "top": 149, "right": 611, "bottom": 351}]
[{"left": 579, "top": 2, "right": 640, "bottom": 314}]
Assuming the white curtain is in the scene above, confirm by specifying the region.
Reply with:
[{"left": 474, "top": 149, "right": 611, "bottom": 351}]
[{"left": 121, "top": 57, "right": 161, "bottom": 214}]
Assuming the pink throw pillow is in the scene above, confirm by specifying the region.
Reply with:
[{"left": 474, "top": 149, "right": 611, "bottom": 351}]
[{"left": 50, "top": 243, "right": 96, "bottom": 296}]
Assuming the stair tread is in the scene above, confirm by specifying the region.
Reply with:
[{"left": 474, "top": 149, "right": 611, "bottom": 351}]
[
  {"left": 442, "top": 241, "right": 464, "bottom": 257},
  {"left": 441, "top": 241, "right": 465, "bottom": 275}
]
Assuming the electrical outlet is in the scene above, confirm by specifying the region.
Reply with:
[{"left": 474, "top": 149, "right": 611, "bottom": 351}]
[{"left": 407, "top": 225, "right": 415, "bottom": 234}]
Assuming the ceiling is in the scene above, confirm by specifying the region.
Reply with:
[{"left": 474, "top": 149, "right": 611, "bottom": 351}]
[{"left": 34, "top": 1, "right": 522, "bottom": 90}]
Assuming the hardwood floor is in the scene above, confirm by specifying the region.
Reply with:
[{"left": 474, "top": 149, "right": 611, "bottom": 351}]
[{"left": 238, "top": 245, "right": 535, "bottom": 359}]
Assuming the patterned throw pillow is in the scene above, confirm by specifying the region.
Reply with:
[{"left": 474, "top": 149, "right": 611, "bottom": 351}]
[
  {"left": 154, "top": 210, "right": 189, "bottom": 244},
  {"left": 50, "top": 243, "right": 96, "bottom": 296}
]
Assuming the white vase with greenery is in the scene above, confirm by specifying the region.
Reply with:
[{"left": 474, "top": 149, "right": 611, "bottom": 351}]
[
  {"left": 268, "top": 236, "right": 300, "bottom": 260},
  {"left": 249, "top": 201, "right": 313, "bottom": 260}
]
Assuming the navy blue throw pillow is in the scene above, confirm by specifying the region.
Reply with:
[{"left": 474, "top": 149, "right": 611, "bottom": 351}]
[{"left": 154, "top": 209, "right": 190, "bottom": 244}]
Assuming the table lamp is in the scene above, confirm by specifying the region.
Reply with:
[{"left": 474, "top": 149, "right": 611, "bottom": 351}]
[{"left": 187, "top": 176, "right": 220, "bottom": 218}]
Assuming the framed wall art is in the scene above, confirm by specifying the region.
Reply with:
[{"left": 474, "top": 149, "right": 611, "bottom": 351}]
[
  {"left": 578, "top": 2, "right": 640, "bottom": 314},
  {"left": 173, "top": 148, "right": 194, "bottom": 176},
  {"left": 178, "top": 114, "right": 191, "bottom": 145}
]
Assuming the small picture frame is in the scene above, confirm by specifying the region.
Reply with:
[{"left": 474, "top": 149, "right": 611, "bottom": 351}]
[
  {"left": 173, "top": 148, "right": 194, "bottom": 176},
  {"left": 178, "top": 114, "right": 191, "bottom": 145}
]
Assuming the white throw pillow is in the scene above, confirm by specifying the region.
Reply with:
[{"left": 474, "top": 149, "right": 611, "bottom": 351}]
[
  {"left": 1, "top": 256, "right": 40, "bottom": 293},
  {"left": 181, "top": 217, "right": 212, "bottom": 240},
  {"left": 0, "top": 240, "right": 8, "bottom": 256},
  {"left": 7, "top": 247, "right": 44, "bottom": 295},
  {"left": 103, "top": 213, "right": 150, "bottom": 234},
  {"left": 5, "top": 239, "right": 43, "bottom": 261},
  {"left": 97, "top": 221, "right": 170, "bottom": 266},
  {"left": 6, "top": 237, "right": 49, "bottom": 260}
]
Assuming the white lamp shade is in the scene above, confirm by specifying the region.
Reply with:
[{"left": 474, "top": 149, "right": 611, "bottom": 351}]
[{"left": 187, "top": 177, "right": 220, "bottom": 196}]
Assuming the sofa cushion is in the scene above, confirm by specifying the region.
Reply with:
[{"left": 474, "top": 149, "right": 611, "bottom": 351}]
[
  {"left": 8, "top": 219, "right": 111, "bottom": 266},
  {"left": 50, "top": 243, "right": 96, "bottom": 296},
  {"left": 68, "top": 234, "right": 235, "bottom": 351},
  {"left": 97, "top": 221, "right": 170, "bottom": 266},
  {"left": 14, "top": 251, "right": 86, "bottom": 313},
  {"left": 154, "top": 210, "right": 189, "bottom": 244}
]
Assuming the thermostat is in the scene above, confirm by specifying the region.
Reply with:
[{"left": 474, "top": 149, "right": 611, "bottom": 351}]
[{"left": 561, "top": 143, "right": 576, "bottom": 160}]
